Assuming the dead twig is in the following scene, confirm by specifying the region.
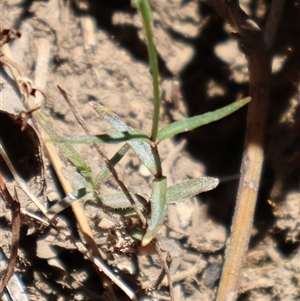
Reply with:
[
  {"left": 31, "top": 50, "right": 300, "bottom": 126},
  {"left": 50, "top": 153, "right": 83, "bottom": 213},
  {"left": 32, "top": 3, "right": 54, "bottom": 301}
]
[
  {"left": 0, "top": 144, "right": 48, "bottom": 217},
  {"left": 155, "top": 241, "right": 174, "bottom": 301},
  {"left": 206, "top": 1, "right": 287, "bottom": 300},
  {"left": 0, "top": 173, "right": 21, "bottom": 296},
  {"left": 0, "top": 29, "right": 21, "bottom": 48}
]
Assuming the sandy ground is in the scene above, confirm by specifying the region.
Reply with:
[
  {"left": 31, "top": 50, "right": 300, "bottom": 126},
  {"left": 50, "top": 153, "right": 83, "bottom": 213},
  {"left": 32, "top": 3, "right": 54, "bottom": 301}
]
[{"left": 0, "top": 1, "right": 300, "bottom": 300}]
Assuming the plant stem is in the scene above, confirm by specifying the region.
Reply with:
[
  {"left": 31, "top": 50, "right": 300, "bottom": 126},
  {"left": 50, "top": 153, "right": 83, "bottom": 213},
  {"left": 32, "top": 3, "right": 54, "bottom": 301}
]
[
  {"left": 216, "top": 51, "right": 272, "bottom": 301},
  {"left": 133, "top": 0, "right": 161, "bottom": 141},
  {"left": 207, "top": 1, "right": 286, "bottom": 300}
]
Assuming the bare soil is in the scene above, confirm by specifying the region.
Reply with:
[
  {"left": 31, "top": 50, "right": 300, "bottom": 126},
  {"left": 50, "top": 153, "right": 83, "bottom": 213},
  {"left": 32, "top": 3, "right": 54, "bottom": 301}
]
[{"left": 1, "top": 1, "right": 299, "bottom": 301}]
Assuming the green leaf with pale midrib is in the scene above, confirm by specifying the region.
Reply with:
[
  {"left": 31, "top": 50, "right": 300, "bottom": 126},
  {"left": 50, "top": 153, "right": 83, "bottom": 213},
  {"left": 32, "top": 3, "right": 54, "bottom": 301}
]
[
  {"left": 48, "top": 176, "right": 219, "bottom": 216},
  {"left": 157, "top": 97, "right": 251, "bottom": 142},
  {"left": 94, "top": 105, "right": 156, "bottom": 175}
]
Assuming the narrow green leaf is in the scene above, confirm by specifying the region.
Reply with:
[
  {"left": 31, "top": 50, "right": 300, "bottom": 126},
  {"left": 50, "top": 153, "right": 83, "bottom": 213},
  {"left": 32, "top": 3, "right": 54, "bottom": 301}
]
[
  {"left": 47, "top": 169, "right": 95, "bottom": 216},
  {"left": 99, "top": 193, "right": 146, "bottom": 210},
  {"left": 59, "top": 131, "right": 150, "bottom": 145},
  {"left": 142, "top": 177, "right": 167, "bottom": 246},
  {"left": 166, "top": 177, "right": 219, "bottom": 204},
  {"left": 86, "top": 192, "right": 147, "bottom": 218},
  {"left": 95, "top": 143, "right": 131, "bottom": 189},
  {"left": 130, "top": 227, "right": 144, "bottom": 241},
  {"left": 157, "top": 97, "right": 251, "bottom": 142},
  {"left": 35, "top": 113, "right": 93, "bottom": 183},
  {"left": 112, "top": 209, "right": 142, "bottom": 218},
  {"left": 95, "top": 105, "right": 156, "bottom": 174},
  {"left": 48, "top": 189, "right": 146, "bottom": 217},
  {"left": 47, "top": 176, "right": 219, "bottom": 220},
  {"left": 47, "top": 188, "right": 92, "bottom": 216},
  {"left": 131, "top": 0, "right": 142, "bottom": 7}
]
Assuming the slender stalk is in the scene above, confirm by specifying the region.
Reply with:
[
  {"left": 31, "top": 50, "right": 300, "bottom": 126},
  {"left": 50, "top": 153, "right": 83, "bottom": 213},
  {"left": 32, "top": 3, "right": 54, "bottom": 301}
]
[
  {"left": 155, "top": 242, "right": 174, "bottom": 301},
  {"left": 132, "top": 0, "right": 161, "bottom": 141},
  {"left": 216, "top": 51, "right": 272, "bottom": 301},
  {"left": 210, "top": 1, "right": 287, "bottom": 300},
  {"left": 263, "top": 0, "right": 287, "bottom": 49}
]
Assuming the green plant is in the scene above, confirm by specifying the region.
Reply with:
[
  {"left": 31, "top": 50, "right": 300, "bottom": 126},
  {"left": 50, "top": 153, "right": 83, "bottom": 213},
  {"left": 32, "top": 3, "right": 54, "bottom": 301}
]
[{"left": 46, "top": 0, "right": 250, "bottom": 247}]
